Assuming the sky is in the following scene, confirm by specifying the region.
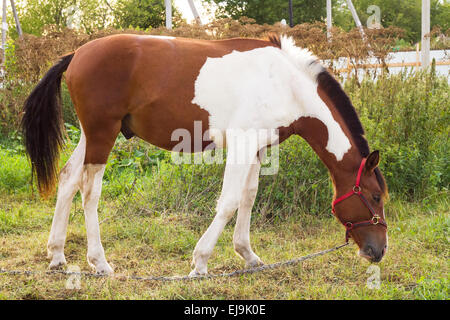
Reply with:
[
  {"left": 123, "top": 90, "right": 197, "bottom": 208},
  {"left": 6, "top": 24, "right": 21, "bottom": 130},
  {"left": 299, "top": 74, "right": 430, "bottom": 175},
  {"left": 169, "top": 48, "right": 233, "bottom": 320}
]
[{"left": 174, "top": 0, "right": 215, "bottom": 24}]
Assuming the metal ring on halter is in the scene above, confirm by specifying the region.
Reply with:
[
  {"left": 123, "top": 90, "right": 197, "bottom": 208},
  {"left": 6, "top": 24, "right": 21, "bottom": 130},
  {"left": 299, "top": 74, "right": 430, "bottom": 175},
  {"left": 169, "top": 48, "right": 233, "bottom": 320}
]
[
  {"left": 371, "top": 215, "right": 380, "bottom": 225},
  {"left": 345, "top": 222, "right": 353, "bottom": 229},
  {"left": 352, "top": 185, "right": 361, "bottom": 193}
]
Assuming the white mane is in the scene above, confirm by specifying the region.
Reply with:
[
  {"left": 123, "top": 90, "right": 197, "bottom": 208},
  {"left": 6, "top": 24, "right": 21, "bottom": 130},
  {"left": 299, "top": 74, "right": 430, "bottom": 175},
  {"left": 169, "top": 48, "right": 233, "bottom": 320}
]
[{"left": 278, "top": 35, "right": 325, "bottom": 81}]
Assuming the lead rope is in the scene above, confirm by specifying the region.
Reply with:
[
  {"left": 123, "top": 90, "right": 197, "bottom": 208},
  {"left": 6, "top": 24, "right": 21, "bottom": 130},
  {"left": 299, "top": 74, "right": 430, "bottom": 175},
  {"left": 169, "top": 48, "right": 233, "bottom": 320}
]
[{"left": 0, "top": 242, "right": 349, "bottom": 282}]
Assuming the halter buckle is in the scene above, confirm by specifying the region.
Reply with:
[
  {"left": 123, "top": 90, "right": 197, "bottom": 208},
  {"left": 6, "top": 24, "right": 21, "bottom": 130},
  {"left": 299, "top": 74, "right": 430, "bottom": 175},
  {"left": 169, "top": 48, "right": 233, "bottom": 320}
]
[{"left": 371, "top": 215, "right": 380, "bottom": 225}]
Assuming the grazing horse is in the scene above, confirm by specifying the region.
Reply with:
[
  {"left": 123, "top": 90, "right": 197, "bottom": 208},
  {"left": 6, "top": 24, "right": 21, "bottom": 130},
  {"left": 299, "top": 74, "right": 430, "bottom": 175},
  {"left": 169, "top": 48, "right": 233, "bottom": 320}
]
[{"left": 21, "top": 34, "right": 388, "bottom": 275}]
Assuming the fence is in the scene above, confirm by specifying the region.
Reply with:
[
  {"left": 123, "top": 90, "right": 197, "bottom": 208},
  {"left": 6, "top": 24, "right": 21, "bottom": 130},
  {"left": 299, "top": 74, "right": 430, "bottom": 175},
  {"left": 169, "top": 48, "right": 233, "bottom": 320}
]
[{"left": 337, "top": 45, "right": 450, "bottom": 80}]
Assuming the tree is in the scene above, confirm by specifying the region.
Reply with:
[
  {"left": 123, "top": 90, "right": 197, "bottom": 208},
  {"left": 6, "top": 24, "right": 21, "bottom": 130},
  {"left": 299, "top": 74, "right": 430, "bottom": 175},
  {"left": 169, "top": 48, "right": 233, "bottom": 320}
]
[
  {"left": 114, "top": 0, "right": 182, "bottom": 30},
  {"left": 334, "top": 0, "right": 449, "bottom": 43},
  {"left": 204, "top": 0, "right": 449, "bottom": 44},
  {"left": 10, "top": 0, "right": 113, "bottom": 36},
  {"left": 203, "top": 0, "right": 327, "bottom": 25}
]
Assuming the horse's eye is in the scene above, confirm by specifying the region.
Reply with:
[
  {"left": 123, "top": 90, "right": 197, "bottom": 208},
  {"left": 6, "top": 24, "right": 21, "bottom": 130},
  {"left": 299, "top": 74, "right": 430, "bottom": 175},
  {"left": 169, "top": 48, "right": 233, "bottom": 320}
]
[{"left": 372, "top": 194, "right": 381, "bottom": 203}]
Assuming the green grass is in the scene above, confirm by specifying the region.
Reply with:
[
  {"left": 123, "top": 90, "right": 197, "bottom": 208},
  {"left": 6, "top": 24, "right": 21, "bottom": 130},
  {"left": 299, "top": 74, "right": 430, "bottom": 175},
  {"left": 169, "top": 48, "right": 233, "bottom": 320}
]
[{"left": 0, "top": 193, "right": 448, "bottom": 300}]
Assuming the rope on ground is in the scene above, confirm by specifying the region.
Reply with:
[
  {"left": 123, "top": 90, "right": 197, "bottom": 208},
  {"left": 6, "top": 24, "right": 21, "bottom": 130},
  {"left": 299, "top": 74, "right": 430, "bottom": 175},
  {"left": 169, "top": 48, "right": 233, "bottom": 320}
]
[{"left": 0, "top": 242, "right": 349, "bottom": 282}]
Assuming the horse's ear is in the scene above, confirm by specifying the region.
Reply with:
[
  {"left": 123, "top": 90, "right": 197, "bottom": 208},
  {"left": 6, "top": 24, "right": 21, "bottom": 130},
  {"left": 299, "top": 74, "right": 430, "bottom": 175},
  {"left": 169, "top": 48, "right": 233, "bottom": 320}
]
[{"left": 365, "top": 150, "right": 380, "bottom": 173}]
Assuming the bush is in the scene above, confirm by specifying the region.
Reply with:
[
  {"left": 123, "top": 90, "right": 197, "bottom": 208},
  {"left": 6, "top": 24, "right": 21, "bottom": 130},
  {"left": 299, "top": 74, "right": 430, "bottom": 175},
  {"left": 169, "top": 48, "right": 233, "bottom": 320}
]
[{"left": 345, "top": 66, "right": 449, "bottom": 200}]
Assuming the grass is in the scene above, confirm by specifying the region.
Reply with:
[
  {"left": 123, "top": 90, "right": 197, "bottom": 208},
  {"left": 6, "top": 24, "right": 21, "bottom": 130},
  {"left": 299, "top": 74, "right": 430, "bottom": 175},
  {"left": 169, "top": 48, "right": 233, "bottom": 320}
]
[{"left": 0, "top": 191, "right": 448, "bottom": 300}]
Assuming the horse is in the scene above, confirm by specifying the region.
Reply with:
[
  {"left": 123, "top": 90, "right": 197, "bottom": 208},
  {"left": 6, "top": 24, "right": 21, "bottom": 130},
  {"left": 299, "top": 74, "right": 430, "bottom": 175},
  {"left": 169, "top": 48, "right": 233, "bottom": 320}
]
[{"left": 21, "top": 34, "right": 388, "bottom": 276}]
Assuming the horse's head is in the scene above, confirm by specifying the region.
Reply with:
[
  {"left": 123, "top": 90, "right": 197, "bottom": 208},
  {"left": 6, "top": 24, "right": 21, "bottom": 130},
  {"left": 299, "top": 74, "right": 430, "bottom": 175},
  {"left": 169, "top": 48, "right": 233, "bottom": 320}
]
[{"left": 332, "top": 151, "right": 388, "bottom": 263}]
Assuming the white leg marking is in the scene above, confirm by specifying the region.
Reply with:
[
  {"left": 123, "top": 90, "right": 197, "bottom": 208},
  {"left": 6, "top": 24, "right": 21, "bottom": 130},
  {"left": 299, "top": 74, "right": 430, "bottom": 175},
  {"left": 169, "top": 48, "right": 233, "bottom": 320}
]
[
  {"left": 190, "top": 133, "right": 259, "bottom": 276},
  {"left": 80, "top": 164, "right": 113, "bottom": 274},
  {"left": 47, "top": 131, "right": 86, "bottom": 269},
  {"left": 233, "top": 159, "right": 263, "bottom": 267}
]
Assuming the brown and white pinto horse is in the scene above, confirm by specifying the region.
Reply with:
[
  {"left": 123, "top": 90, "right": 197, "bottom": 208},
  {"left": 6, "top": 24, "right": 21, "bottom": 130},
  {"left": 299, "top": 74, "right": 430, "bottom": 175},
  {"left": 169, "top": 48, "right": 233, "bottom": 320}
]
[{"left": 21, "top": 34, "right": 388, "bottom": 275}]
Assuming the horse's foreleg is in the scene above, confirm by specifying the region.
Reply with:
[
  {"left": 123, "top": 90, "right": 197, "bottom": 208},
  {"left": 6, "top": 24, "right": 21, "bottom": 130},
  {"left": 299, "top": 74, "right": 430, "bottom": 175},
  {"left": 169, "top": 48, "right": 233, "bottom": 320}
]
[
  {"left": 190, "top": 134, "right": 259, "bottom": 276},
  {"left": 233, "top": 159, "right": 263, "bottom": 267},
  {"left": 47, "top": 129, "right": 86, "bottom": 269},
  {"left": 190, "top": 162, "right": 254, "bottom": 276}
]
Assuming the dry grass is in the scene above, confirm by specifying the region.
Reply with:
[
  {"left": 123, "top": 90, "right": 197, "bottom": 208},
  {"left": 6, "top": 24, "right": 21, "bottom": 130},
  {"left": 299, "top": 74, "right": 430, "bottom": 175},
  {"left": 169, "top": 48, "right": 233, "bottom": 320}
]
[{"left": 12, "top": 19, "right": 404, "bottom": 82}]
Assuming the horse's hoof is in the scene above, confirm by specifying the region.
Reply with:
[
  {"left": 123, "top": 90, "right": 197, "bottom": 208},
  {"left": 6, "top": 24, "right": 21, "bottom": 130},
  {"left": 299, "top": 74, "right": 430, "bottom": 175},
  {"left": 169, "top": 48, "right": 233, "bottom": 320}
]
[
  {"left": 246, "top": 258, "right": 264, "bottom": 268},
  {"left": 49, "top": 257, "right": 67, "bottom": 270},
  {"left": 94, "top": 262, "right": 114, "bottom": 275},
  {"left": 189, "top": 269, "right": 208, "bottom": 277}
]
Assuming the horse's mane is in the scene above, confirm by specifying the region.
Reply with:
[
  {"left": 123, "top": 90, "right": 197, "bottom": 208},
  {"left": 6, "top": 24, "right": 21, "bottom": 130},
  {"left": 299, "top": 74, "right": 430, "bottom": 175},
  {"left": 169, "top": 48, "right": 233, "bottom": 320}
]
[
  {"left": 316, "top": 71, "right": 388, "bottom": 195},
  {"left": 316, "top": 71, "right": 369, "bottom": 156},
  {"left": 268, "top": 34, "right": 387, "bottom": 194}
]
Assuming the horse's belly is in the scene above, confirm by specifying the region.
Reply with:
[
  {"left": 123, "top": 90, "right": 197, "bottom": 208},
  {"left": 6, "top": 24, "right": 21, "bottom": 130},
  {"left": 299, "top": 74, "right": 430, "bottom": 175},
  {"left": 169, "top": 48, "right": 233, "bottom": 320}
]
[{"left": 128, "top": 102, "right": 214, "bottom": 153}]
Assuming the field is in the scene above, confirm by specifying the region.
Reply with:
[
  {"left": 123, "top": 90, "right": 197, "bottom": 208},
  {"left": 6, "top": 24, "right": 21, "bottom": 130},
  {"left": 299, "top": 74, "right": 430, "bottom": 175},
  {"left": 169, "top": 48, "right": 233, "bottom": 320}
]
[{"left": 0, "top": 190, "right": 448, "bottom": 299}]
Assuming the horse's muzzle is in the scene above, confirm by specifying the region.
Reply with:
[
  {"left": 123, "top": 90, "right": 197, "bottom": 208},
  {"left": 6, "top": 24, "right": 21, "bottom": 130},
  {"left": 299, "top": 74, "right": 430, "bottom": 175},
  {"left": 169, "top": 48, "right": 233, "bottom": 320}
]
[{"left": 359, "top": 244, "right": 387, "bottom": 263}]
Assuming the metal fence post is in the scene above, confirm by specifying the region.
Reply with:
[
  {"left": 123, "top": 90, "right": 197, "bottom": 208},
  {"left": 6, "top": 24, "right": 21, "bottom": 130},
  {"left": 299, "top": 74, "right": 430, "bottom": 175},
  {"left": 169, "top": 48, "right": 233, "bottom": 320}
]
[
  {"left": 421, "top": 0, "right": 430, "bottom": 69},
  {"left": 165, "top": 0, "right": 172, "bottom": 29}
]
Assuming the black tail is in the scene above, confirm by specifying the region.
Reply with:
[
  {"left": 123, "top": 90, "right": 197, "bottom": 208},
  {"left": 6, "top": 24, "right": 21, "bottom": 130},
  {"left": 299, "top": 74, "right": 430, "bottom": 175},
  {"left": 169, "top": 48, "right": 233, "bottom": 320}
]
[{"left": 21, "top": 53, "right": 74, "bottom": 197}]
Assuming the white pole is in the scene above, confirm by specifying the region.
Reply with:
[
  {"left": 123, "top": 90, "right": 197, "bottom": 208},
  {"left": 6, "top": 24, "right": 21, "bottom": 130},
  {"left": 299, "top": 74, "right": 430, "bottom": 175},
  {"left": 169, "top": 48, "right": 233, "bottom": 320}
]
[
  {"left": 165, "top": 0, "right": 172, "bottom": 29},
  {"left": 327, "top": 0, "right": 332, "bottom": 40},
  {"left": 421, "top": 0, "right": 430, "bottom": 69},
  {"left": 187, "top": 0, "right": 202, "bottom": 25},
  {"left": 346, "top": 0, "right": 366, "bottom": 41}
]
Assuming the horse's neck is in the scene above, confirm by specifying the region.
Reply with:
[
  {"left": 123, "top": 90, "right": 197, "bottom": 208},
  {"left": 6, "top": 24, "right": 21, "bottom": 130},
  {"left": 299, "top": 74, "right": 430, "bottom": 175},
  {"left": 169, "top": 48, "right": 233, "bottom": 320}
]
[{"left": 289, "top": 117, "right": 362, "bottom": 188}]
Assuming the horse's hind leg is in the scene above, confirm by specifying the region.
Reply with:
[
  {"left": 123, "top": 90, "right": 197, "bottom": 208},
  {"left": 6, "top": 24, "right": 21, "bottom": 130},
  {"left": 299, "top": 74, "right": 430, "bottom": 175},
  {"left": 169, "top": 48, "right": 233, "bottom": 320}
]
[
  {"left": 48, "top": 128, "right": 86, "bottom": 269},
  {"left": 80, "top": 163, "right": 111, "bottom": 273},
  {"left": 79, "top": 119, "right": 121, "bottom": 274}
]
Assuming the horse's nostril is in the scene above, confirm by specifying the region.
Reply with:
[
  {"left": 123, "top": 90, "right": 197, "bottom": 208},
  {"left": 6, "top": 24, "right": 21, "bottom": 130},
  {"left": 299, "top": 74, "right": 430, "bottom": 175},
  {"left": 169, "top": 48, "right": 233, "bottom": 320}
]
[{"left": 364, "top": 245, "right": 384, "bottom": 262}]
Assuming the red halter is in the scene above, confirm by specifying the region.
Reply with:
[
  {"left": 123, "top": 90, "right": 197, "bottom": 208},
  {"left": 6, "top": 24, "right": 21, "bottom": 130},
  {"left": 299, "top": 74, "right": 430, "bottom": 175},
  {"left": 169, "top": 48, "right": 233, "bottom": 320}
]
[{"left": 331, "top": 158, "right": 387, "bottom": 243}]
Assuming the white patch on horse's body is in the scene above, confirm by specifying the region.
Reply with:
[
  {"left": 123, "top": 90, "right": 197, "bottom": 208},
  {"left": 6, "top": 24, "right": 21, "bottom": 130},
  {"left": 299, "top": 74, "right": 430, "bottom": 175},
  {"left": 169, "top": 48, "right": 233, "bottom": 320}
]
[{"left": 192, "top": 36, "right": 351, "bottom": 161}]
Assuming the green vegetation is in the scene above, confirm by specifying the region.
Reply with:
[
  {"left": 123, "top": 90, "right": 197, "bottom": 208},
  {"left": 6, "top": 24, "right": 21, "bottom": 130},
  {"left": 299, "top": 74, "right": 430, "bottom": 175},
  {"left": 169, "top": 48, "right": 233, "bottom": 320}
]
[
  {"left": 8, "top": 0, "right": 450, "bottom": 47},
  {"left": 9, "top": 0, "right": 114, "bottom": 36},
  {"left": 0, "top": 191, "right": 447, "bottom": 299},
  {"left": 114, "top": 0, "right": 183, "bottom": 30},
  {"left": 205, "top": 0, "right": 450, "bottom": 44},
  {"left": 334, "top": 0, "right": 449, "bottom": 43},
  {"left": 203, "top": 0, "right": 327, "bottom": 25}
]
